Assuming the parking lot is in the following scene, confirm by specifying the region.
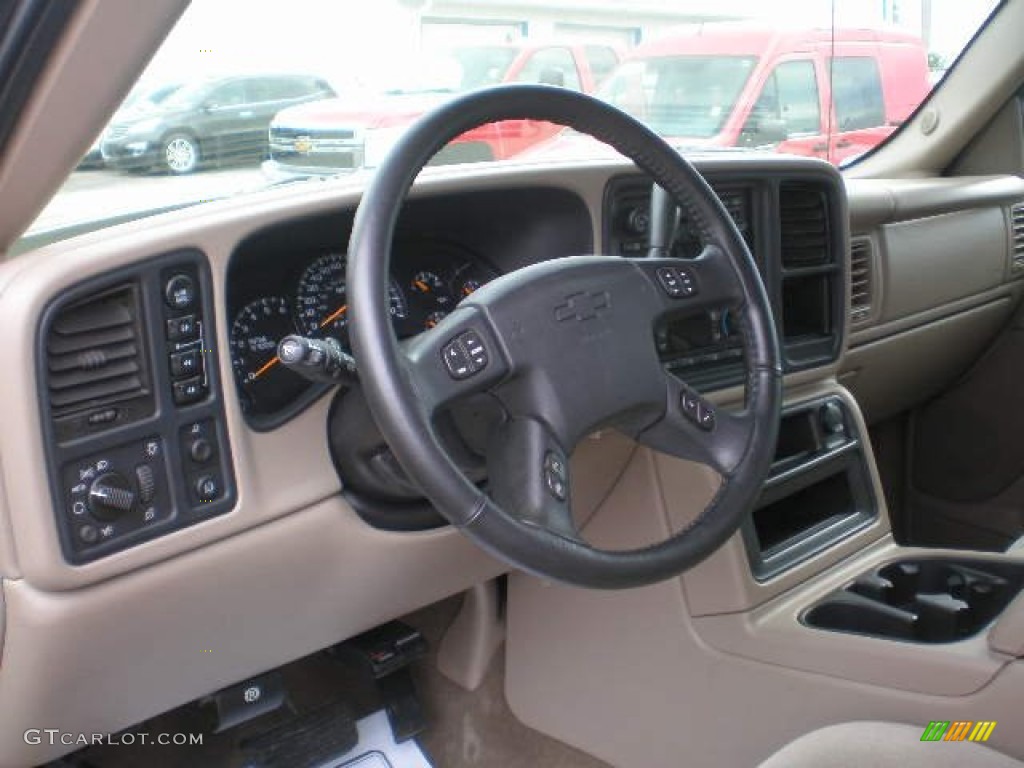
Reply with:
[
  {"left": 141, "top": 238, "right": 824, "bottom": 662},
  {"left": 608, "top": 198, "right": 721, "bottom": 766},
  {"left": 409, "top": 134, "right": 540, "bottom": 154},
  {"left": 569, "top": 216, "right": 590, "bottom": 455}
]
[{"left": 30, "top": 165, "right": 266, "bottom": 234}]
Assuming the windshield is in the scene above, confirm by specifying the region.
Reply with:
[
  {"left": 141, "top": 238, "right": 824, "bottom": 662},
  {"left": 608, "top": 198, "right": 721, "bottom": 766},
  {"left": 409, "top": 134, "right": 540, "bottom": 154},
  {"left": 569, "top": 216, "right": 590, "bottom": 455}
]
[
  {"left": 601, "top": 56, "right": 757, "bottom": 138},
  {"left": 22, "top": 0, "right": 1002, "bottom": 246}
]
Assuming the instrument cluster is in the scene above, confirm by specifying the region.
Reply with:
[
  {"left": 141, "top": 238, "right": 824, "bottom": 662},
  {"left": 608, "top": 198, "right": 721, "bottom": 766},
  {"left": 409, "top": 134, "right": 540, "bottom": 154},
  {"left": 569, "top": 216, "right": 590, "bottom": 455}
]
[{"left": 228, "top": 242, "right": 499, "bottom": 425}]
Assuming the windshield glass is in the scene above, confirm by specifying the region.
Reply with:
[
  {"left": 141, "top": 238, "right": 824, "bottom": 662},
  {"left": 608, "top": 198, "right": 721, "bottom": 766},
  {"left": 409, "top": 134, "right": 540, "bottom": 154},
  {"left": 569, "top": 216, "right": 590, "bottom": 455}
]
[
  {"left": 22, "top": 0, "right": 1002, "bottom": 246},
  {"left": 601, "top": 56, "right": 757, "bottom": 138}
]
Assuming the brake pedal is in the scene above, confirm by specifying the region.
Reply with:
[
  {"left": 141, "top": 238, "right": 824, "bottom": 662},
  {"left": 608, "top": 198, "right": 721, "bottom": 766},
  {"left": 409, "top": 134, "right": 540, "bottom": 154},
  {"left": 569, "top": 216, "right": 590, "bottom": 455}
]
[
  {"left": 331, "top": 621, "right": 429, "bottom": 743},
  {"left": 240, "top": 700, "right": 358, "bottom": 768}
]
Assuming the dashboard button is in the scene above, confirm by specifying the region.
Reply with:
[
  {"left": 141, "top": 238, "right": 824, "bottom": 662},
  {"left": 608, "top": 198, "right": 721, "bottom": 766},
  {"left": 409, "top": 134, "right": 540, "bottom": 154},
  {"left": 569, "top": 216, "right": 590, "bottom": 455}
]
[
  {"left": 166, "top": 314, "right": 197, "bottom": 342},
  {"left": 169, "top": 349, "right": 201, "bottom": 378},
  {"left": 164, "top": 274, "right": 197, "bottom": 310},
  {"left": 189, "top": 437, "right": 215, "bottom": 464},
  {"left": 78, "top": 524, "right": 99, "bottom": 544},
  {"left": 195, "top": 474, "right": 220, "bottom": 502},
  {"left": 173, "top": 376, "right": 205, "bottom": 405}
]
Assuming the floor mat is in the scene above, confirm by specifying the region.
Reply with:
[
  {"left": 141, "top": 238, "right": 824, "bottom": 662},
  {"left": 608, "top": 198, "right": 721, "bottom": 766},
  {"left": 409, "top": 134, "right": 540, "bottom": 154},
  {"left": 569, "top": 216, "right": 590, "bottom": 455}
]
[{"left": 334, "top": 711, "right": 432, "bottom": 768}]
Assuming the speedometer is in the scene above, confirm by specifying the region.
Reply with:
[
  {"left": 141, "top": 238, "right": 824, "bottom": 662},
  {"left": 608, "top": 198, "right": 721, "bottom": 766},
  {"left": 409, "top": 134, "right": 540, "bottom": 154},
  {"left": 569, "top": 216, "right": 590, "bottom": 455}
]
[
  {"left": 296, "top": 251, "right": 407, "bottom": 342},
  {"left": 296, "top": 252, "right": 348, "bottom": 336}
]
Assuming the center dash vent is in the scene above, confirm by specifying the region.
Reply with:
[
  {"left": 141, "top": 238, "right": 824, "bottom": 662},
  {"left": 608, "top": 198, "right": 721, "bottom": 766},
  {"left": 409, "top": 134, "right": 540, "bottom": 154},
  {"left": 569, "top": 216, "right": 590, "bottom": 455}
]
[
  {"left": 1011, "top": 203, "right": 1024, "bottom": 272},
  {"left": 850, "top": 238, "right": 874, "bottom": 323},
  {"left": 46, "top": 284, "right": 150, "bottom": 421},
  {"left": 780, "top": 184, "right": 830, "bottom": 268}
]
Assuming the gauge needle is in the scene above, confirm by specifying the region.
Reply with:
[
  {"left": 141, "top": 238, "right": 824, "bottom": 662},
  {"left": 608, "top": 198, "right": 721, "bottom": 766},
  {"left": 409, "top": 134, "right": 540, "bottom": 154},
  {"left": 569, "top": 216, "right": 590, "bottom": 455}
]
[
  {"left": 319, "top": 304, "right": 348, "bottom": 329},
  {"left": 253, "top": 356, "right": 280, "bottom": 379},
  {"left": 414, "top": 280, "right": 430, "bottom": 293}
]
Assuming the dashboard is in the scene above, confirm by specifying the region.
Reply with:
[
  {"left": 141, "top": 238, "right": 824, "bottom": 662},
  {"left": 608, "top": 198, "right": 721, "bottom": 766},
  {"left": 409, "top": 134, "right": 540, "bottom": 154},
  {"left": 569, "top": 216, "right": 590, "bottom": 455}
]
[
  {"left": 11, "top": 149, "right": 1024, "bottom": 768},
  {"left": 25, "top": 162, "right": 851, "bottom": 568}
]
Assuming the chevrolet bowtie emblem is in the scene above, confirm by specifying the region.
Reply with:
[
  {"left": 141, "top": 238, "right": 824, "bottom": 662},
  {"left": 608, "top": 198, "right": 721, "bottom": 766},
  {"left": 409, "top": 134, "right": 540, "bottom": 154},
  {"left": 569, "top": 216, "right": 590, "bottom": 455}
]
[{"left": 554, "top": 291, "right": 611, "bottom": 322}]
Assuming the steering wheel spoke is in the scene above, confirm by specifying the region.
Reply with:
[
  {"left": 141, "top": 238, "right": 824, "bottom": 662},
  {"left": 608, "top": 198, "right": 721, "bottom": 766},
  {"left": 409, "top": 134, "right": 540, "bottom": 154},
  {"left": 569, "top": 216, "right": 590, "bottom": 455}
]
[
  {"left": 402, "top": 306, "right": 510, "bottom": 416},
  {"left": 637, "top": 374, "right": 754, "bottom": 477},
  {"left": 632, "top": 244, "right": 745, "bottom": 320},
  {"left": 486, "top": 415, "right": 579, "bottom": 542}
]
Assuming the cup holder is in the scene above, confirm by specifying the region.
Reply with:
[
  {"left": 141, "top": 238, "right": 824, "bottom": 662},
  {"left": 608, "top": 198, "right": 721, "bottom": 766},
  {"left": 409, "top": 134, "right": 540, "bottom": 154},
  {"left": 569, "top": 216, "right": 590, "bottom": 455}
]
[{"left": 803, "top": 559, "right": 1024, "bottom": 643}]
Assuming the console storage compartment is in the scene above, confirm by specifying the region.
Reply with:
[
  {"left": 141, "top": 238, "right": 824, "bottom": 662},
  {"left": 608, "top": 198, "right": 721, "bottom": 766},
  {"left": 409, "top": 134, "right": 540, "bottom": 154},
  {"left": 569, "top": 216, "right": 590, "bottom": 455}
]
[
  {"left": 744, "top": 397, "right": 878, "bottom": 580},
  {"left": 803, "top": 559, "right": 1024, "bottom": 643}
]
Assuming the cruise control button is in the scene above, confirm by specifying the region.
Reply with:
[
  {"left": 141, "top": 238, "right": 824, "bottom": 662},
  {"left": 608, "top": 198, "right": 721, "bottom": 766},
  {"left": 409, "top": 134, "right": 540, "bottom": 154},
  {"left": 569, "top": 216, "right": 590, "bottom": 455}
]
[
  {"left": 166, "top": 314, "right": 197, "bottom": 342},
  {"left": 164, "top": 274, "right": 197, "bottom": 310},
  {"left": 173, "top": 376, "right": 205, "bottom": 405},
  {"left": 169, "top": 349, "right": 201, "bottom": 378}
]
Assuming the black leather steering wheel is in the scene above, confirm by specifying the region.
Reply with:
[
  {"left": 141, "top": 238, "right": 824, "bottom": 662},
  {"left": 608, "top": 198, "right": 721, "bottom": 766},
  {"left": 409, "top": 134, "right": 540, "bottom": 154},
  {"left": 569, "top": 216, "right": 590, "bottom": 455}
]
[{"left": 347, "top": 85, "right": 781, "bottom": 589}]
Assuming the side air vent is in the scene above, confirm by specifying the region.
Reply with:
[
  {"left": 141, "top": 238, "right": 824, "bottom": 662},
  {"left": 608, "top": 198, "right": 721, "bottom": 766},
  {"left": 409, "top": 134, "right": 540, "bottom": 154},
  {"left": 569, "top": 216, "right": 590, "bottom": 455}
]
[
  {"left": 1011, "top": 203, "right": 1024, "bottom": 273},
  {"left": 779, "top": 184, "right": 830, "bottom": 268},
  {"left": 850, "top": 238, "right": 873, "bottom": 323},
  {"left": 46, "top": 284, "right": 150, "bottom": 421}
]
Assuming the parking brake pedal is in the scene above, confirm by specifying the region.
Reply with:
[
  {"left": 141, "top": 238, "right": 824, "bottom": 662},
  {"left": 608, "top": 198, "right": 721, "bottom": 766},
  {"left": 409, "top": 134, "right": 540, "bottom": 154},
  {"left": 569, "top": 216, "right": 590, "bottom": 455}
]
[
  {"left": 331, "top": 621, "right": 429, "bottom": 743},
  {"left": 199, "top": 671, "right": 288, "bottom": 734}
]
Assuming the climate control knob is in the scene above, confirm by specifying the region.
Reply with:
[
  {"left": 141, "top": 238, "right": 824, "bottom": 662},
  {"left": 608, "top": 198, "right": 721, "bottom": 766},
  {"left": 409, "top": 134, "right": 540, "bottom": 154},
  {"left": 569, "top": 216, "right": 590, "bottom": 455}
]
[{"left": 88, "top": 472, "right": 136, "bottom": 521}]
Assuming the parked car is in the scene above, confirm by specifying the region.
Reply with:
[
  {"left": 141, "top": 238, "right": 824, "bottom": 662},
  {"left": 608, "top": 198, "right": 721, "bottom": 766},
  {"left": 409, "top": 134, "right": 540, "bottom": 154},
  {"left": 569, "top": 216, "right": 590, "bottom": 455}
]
[
  {"left": 100, "top": 74, "right": 335, "bottom": 174},
  {"left": 263, "top": 43, "right": 619, "bottom": 178},
  {"left": 77, "top": 81, "right": 183, "bottom": 169},
  {"left": 522, "top": 25, "right": 931, "bottom": 166}
]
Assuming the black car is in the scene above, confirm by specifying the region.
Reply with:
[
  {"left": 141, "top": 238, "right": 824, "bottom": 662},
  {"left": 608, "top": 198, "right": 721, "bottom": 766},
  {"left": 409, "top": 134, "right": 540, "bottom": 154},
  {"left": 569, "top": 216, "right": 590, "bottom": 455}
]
[{"left": 100, "top": 74, "right": 335, "bottom": 174}]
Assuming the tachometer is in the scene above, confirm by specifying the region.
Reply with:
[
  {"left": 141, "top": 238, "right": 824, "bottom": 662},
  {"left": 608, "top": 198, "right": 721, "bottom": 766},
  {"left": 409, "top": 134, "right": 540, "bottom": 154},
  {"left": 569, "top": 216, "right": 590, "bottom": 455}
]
[{"left": 230, "top": 297, "right": 308, "bottom": 415}]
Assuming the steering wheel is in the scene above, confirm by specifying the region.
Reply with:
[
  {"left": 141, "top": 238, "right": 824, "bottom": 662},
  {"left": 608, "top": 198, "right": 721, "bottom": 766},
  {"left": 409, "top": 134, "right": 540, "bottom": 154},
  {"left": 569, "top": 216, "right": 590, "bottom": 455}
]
[{"left": 347, "top": 85, "right": 781, "bottom": 589}]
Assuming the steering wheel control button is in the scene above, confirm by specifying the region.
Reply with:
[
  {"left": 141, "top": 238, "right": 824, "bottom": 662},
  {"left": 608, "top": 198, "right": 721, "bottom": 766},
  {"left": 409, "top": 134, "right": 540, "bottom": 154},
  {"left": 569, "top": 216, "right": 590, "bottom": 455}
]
[
  {"left": 680, "top": 389, "right": 701, "bottom": 418},
  {"left": 460, "top": 330, "right": 488, "bottom": 368},
  {"left": 656, "top": 266, "right": 698, "bottom": 298},
  {"left": 173, "top": 376, "right": 206, "bottom": 405},
  {"left": 195, "top": 474, "right": 220, "bottom": 502},
  {"left": 543, "top": 451, "right": 568, "bottom": 502},
  {"left": 78, "top": 524, "right": 99, "bottom": 544},
  {"left": 442, "top": 330, "right": 489, "bottom": 380},
  {"left": 679, "top": 386, "right": 715, "bottom": 431},
  {"left": 164, "top": 274, "right": 197, "bottom": 310},
  {"left": 166, "top": 314, "right": 198, "bottom": 342},
  {"left": 134, "top": 464, "right": 156, "bottom": 504},
  {"left": 696, "top": 402, "right": 716, "bottom": 431}
]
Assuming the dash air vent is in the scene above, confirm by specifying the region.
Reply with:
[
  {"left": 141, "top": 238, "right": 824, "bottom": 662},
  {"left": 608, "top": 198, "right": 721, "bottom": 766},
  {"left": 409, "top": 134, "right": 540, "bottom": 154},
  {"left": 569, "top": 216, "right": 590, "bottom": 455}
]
[
  {"left": 780, "top": 184, "right": 830, "bottom": 268},
  {"left": 850, "top": 238, "right": 873, "bottom": 323},
  {"left": 45, "top": 284, "right": 151, "bottom": 429},
  {"left": 1011, "top": 203, "right": 1024, "bottom": 272}
]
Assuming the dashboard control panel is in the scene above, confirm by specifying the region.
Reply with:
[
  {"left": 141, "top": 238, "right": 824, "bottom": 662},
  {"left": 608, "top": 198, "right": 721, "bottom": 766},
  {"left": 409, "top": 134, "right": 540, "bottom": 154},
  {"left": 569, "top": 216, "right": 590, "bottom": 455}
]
[{"left": 40, "top": 250, "right": 235, "bottom": 564}]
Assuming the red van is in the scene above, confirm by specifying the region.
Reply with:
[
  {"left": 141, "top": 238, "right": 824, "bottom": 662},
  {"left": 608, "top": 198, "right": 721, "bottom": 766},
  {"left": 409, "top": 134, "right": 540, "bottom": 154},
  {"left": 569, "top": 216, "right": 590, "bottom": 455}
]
[{"left": 527, "top": 26, "right": 930, "bottom": 165}]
